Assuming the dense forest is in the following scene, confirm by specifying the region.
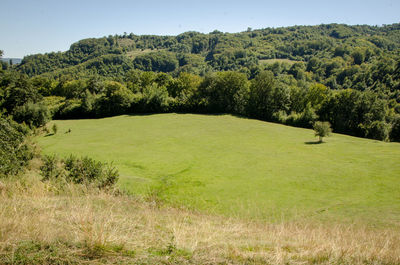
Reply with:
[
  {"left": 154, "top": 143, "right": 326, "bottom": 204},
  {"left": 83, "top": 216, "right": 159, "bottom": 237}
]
[{"left": 1, "top": 23, "right": 400, "bottom": 141}]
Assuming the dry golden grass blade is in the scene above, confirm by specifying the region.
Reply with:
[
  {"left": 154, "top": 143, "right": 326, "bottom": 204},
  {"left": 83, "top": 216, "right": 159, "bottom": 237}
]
[{"left": 1, "top": 174, "right": 399, "bottom": 264}]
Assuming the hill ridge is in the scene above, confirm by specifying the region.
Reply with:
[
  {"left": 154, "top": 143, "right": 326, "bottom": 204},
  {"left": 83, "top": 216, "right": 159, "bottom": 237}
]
[{"left": 16, "top": 23, "right": 400, "bottom": 78}]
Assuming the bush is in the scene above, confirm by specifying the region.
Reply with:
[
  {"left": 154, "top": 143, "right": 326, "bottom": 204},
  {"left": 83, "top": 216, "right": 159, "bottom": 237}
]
[
  {"left": 313, "top": 121, "right": 332, "bottom": 142},
  {"left": 40, "top": 155, "right": 64, "bottom": 180},
  {"left": 273, "top": 103, "right": 318, "bottom": 128},
  {"left": 361, "top": 120, "right": 391, "bottom": 141},
  {"left": 95, "top": 81, "right": 134, "bottom": 116},
  {"left": 52, "top": 123, "right": 58, "bottom": 134},
  {"left": 390, "top": 115, "right": 400, "bottom": 142},
  {"left": 54, "top": 99, "right": 83, "bottom": 119},
  {"left": 12, "top": 102, "right": 50, "bottom": 127},
  {"left": 42, "top": 96, "right": 65, "bottom": 116},
  {"left": 0, "top": 116, "right": 33, "bottom": 178},
  {"left": 137, "top": 84, "right": 171, "bottom": 112},
  {"left": 40, "top": 155, "right": 119, "bottom": 189}
]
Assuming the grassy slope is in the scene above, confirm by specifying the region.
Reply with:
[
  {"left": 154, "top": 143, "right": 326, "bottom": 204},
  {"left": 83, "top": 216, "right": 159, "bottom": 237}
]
[
  {"left": 2, "top": 174, "right": 399, "bottom": 264},
  {"left": 38, "top": 114, "right": 400, "bottom": 225}
]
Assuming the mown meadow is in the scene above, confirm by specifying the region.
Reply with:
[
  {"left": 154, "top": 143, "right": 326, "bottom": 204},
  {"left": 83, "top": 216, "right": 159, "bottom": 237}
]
[{"left": 38, "top": 114, "right": 400, "bottom": 226}]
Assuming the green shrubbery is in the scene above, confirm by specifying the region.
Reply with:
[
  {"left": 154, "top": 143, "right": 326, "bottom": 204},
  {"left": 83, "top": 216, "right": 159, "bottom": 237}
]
[
  {"left": 0, "top": 116, "right": 33, "bottom": 178},
  {"left": 313, "top": 121, "right": 332, "bottom": 142},
  {"left": 52, "top": 123, "right": 58, "bottom": 134},
  {"left": 273, "top": 103, "right": 318, "bottom": 128},
  {"left": 12, "top": 101, "right": 50, "bottom": 127},
  {"left": 0, "top": 71, "right": 51, "bottom": 127},
  {"left": 40, "top": 154, "right": 119, "bottom": 189}
]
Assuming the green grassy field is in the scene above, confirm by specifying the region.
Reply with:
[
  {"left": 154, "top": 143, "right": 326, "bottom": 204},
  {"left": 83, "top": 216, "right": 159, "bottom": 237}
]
[{"left": 38, "top": 114, "right": 400, "bottom": 225}]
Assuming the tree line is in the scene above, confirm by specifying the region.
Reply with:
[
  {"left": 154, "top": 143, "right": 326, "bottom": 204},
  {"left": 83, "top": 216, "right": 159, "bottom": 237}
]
[
  {"left": 1, "top": 23, "right": 399, "bottom": 141},
  {"left": 1, "top": 66, "right": 399, "bottom": 142}
]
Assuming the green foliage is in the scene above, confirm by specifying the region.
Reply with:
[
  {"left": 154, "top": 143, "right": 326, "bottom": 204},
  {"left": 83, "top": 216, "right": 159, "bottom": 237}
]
[
  {"left": 390, "top": 114, "right": 400, "bottom": 141},
  {"left": 40, "top": 154, "right": 119, "bottom": 189},
  {"left": 0, "top": 71, "right": 51, "bottom": 127},
  {"left": 40, "top": 155, "right": 63, "bottom": 180},
  {"left": 15, "top": 23, "right": 400, "bottom": 81},
  {"left": 0, "top": 116, "right": 33, "bottom": 178},
  {"left": 329, "top": 24, "right": 354, "bottom": 39},
  {"left": 55, "top": 99, "right": 82, "bottom": 119},
  {"left": 81, "top": 89, "right": 95, "bottom": 114},
  {"left": 133, "top": 51, "right": 179, "bottom": 72},
  {"left": 96, "top": 81, "right": 134, "bottom": 116},
  {"left": 42, "top": 96, "right": 65, "bottom": 115},
  {"left": 306, "top": 83, "right": 329, "bottom": 110},
  {"left": 52, "top": 123, "right": 58, "bottom": 134},
  {"left": 64, "top": 155, "right": 118, "bottom": 188},
  {"left": 0, "top": 73, "right": 43, "bottom": 112},
  {"left": 313, "top": 121, "right": 332, "bottom": 142},
  {"left": 318, "top": 89, "right": 390, "bottom": 140},
  {"left": 361, "top": 120, "right": 391, "bottom": 141},
  {"left": 31, "top": 75, "right": 56, "bottom": 96},
  {"left": 168, "top": 72, "right": 202, "bottom": 110},
  {"left": 275, "top": 103, "right": 318, "bottom": 128},
  {"left": 248, "top": 71, "right": 290, "bottom": 120},
  {"left": 12, "top": 101, "right": 50, "bottom": 127},
  {"left": 55, "top": 79, "right": 86, "bottom": 98},
  {"left": 138, "top": 83, "right": 171, "bottom": 112},
  {"left": 351, "top": 49, "right": 365, "bottom": 65},
  {"left": 25, "top": 65, "right": 398, "bottom": 141},
  {"left": 198, "top": 71, "right": 249, "bottom": 113},
  {"left": 169, "top": 72, "right": 200, "bottom": 96}
]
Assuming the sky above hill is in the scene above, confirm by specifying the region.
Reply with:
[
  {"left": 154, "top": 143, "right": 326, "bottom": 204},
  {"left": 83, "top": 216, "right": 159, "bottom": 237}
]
[{"left": 1, "top": 0, "right": 399, "bottom": 58}]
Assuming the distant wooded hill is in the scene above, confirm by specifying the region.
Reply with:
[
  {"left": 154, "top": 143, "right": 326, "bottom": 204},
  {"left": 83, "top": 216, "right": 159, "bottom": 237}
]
[
  {"left": 1, "top": 58, "right": 22, "bottom": 64},
  {"left": 15, "top": 23, "right": 400, "bottom": 80}
]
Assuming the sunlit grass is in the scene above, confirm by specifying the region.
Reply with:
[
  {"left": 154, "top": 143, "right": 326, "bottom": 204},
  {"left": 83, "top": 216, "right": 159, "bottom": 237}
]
[
  {"left": 1, "top": 175, "right": 399, "bottom": 264},
  {"left": 38, "top": 114, "right": 400, "bottom": 225}
]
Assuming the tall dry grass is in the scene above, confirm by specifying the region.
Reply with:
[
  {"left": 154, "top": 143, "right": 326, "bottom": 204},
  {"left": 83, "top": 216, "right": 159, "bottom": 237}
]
[{"left": 0, "top": 172, "right": 399, "bottom": 264}]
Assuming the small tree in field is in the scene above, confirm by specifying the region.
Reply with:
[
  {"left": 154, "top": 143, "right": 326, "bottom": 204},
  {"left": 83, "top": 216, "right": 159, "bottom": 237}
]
[
  {"left": 52, "top": 123, "right": 58, "bottom": 135},
  {"left": 313, "top": 121, "right": 332, "bottom": 142}
]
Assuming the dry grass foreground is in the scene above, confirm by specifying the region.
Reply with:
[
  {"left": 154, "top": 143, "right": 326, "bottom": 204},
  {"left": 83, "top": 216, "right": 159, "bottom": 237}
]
[{"left": 0, "top": 171, "right": 399, "bottom": 264}]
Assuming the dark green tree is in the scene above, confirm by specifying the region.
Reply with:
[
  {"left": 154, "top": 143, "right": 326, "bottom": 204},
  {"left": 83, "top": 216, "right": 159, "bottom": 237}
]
[
  {"left": 198, "top": 71, "right": 249, "bottom": 113},
  {"left": 96, "top": 81, "right": 134, "bottom": 116},
  {"left": 247, "top": 71, "right": 290, "bottom": 120}
]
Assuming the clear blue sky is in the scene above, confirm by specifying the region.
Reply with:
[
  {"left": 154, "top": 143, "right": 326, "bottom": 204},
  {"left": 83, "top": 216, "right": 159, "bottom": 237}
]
[{"left": 1, "top": 0, "right": 399, "bottom": 58}]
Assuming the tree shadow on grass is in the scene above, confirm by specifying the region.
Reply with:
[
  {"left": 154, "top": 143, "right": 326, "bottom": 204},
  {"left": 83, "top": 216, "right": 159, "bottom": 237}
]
[
  {"left": 44, "top": 133, "right": 55, "bottom": 137},
  {"left": 304, "top": 140, "right": 324, "bottom": 145}
]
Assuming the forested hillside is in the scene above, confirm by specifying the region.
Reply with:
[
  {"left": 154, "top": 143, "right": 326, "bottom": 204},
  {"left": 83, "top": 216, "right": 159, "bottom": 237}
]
[
  {"left": 16, "top": 24, "right": 400, "bottom": 79},
  {"left": 1, "top": 23, "right": 400, "bottom": 141}
]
